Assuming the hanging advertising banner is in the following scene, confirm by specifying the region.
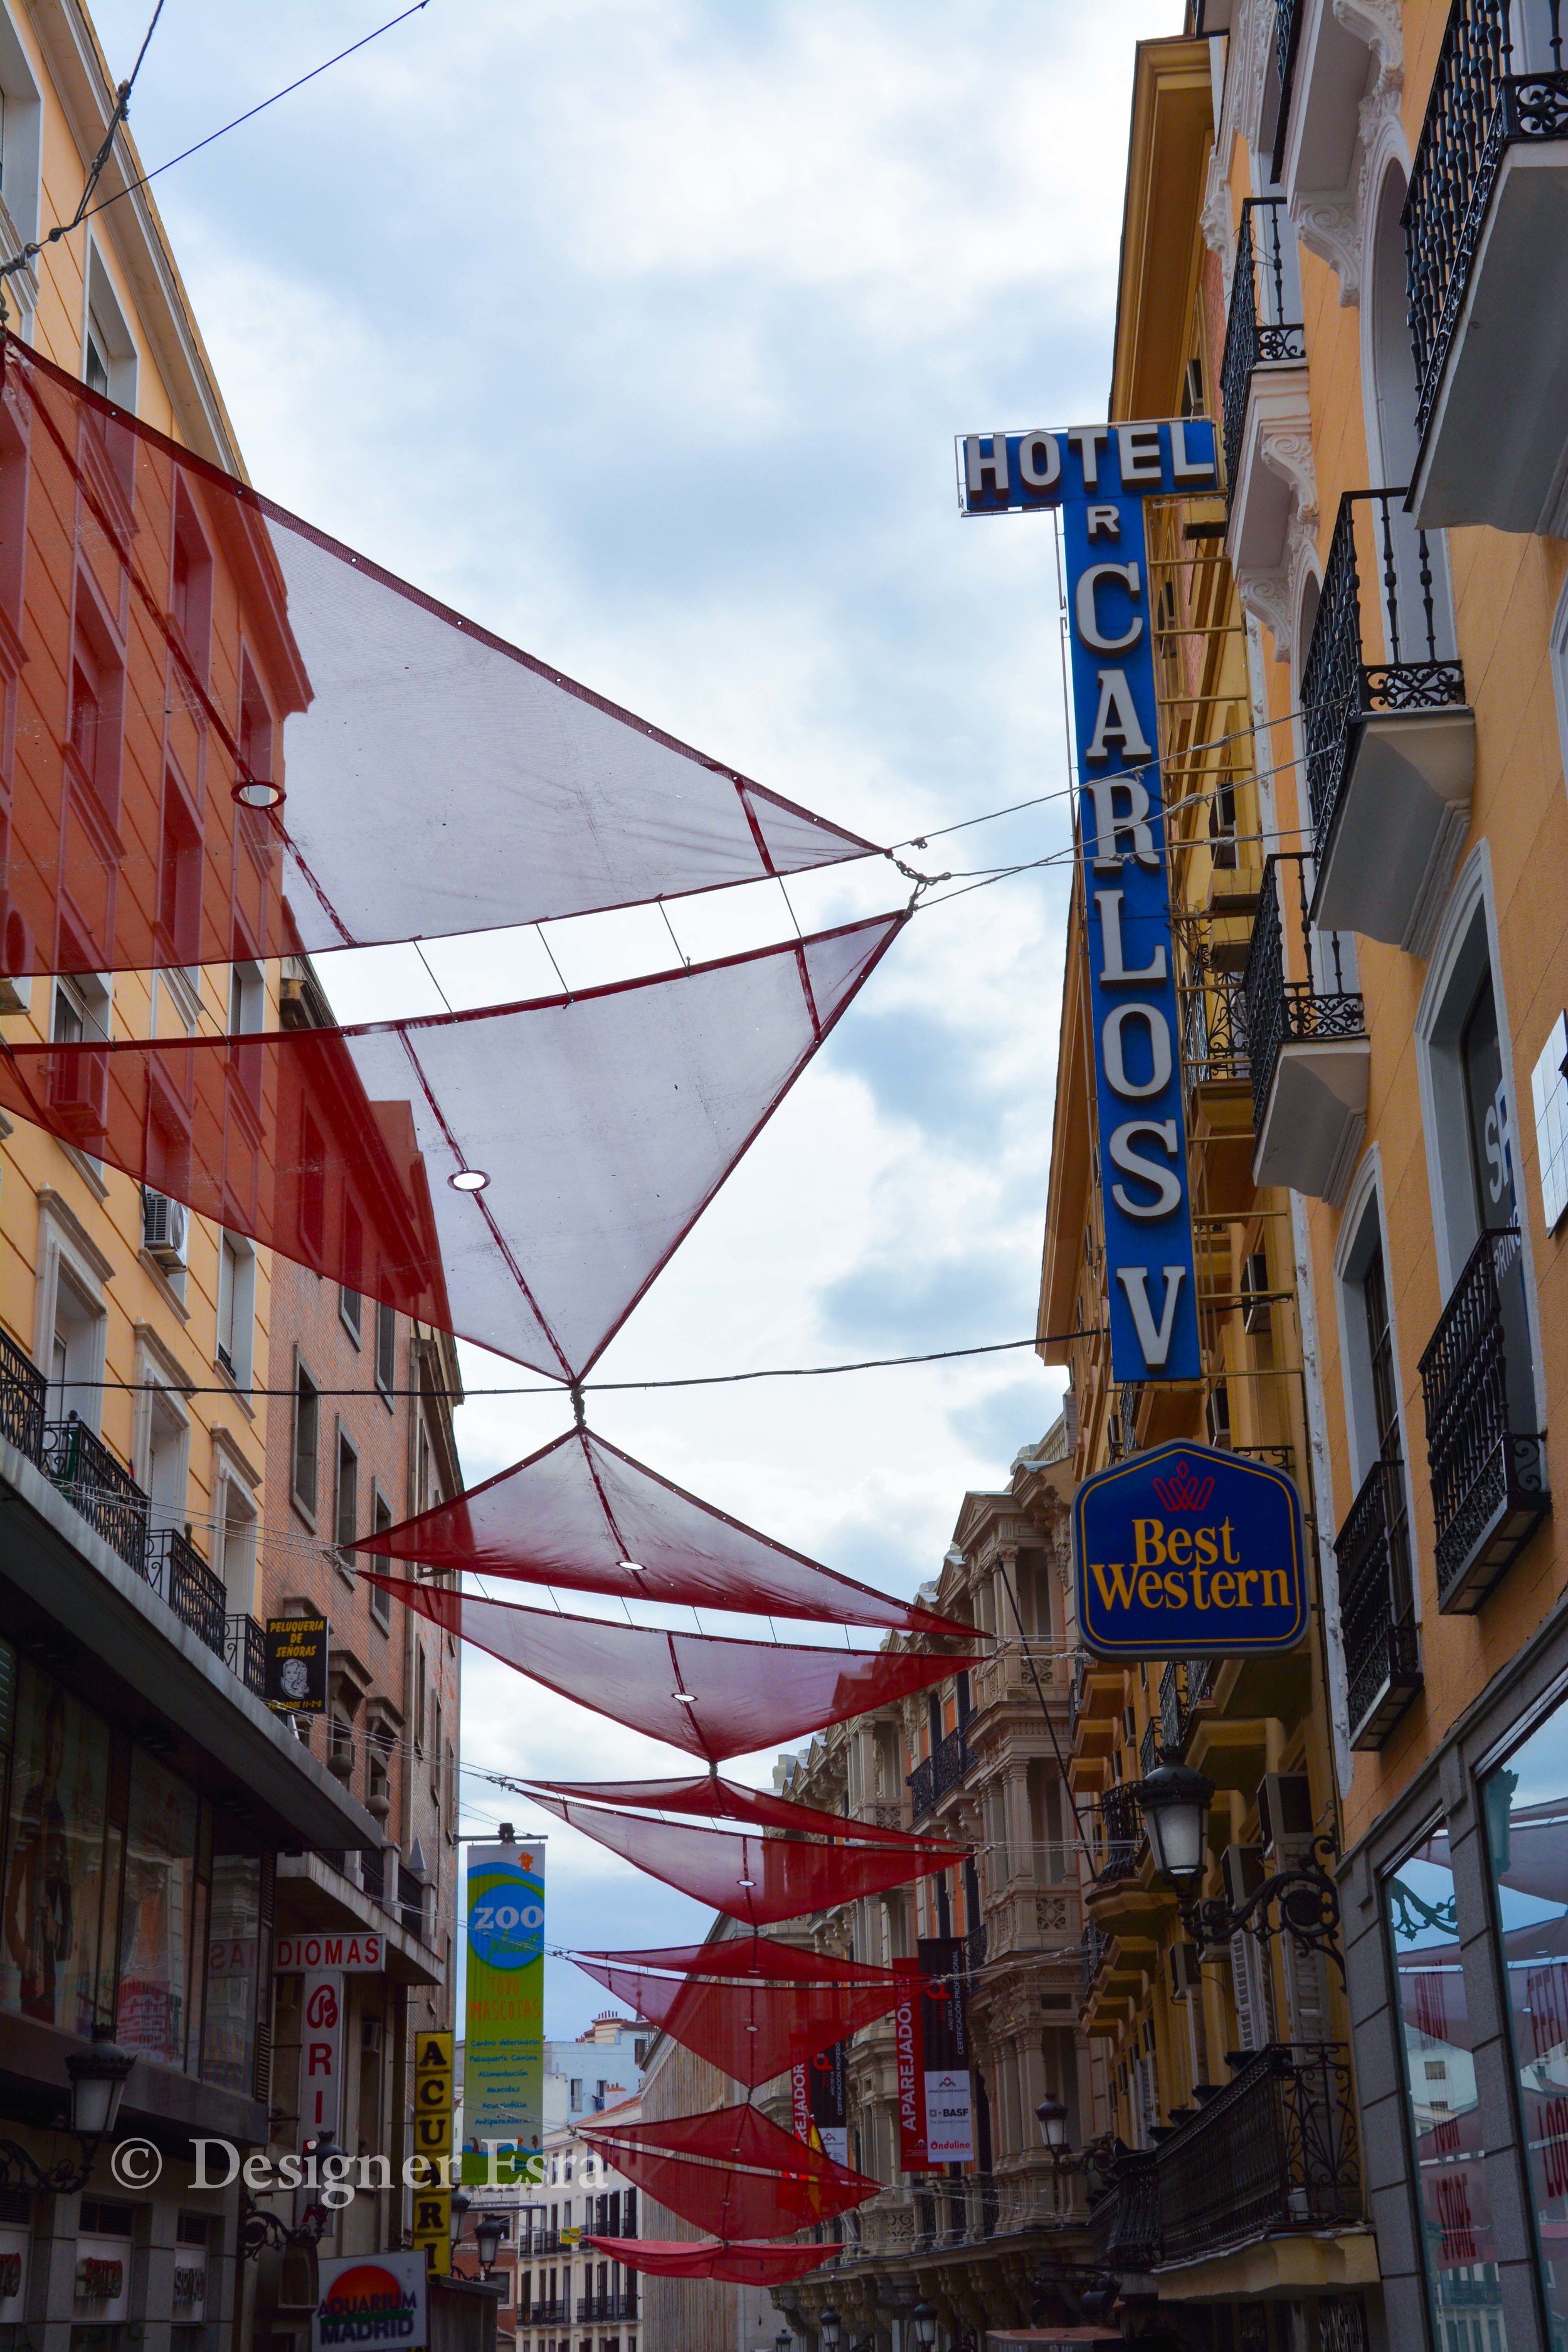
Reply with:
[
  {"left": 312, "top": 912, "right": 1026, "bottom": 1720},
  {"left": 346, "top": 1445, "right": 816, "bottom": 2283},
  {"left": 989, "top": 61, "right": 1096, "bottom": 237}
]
[
  {"left": 1074, "top": 1440, "right": 1306, "bottom": 1659},
  {"left": 410, "top": 2030, "right": 453, "bottom": 2275},
  {"left": 918, "top": 1937, "right": 975, "bottom": 2164},
  {"left": 956, "top": 418, "right": 1219, "bottom": 1383},
  {"left": 314, "top": 2249, "right": 426, "bottom": 2351},
  {"left": 461, "top": 1841, "right": 545, "bottom": 2185},
  {"left": 895, "top": 1961, "right": 926, "bottom": 2172},
  {"left": 265, "top": 1616, "right": 329, "bottom": 1715},
  {"left": 792, "top": 2040, "right": 849, "bottom": 2170},
  {"left": 300, "top": 1971, "right": 344, "bottom": 2140}
]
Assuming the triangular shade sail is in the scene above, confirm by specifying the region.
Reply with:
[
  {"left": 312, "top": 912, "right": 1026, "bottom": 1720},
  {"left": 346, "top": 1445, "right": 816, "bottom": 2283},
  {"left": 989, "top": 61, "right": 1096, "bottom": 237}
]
[
  {"left": 0, "top": 336, "right": 874, "bottom": 979},
  {"left": 535, "top": 1773, "right": 959, "bottom": 1850},
  {"left": 365, "top": 1577, "right": 976, "bottom": 1762},
  {"left": 526, "top": 1793, "right": 961, "bottom": 1926},
  {"left": 572, "top": 1936, "right": 903, "bottom": 2089},
  {"left": 581, "top": 2104, "right": 877, "bottom": 2237},
  {"left": 349, "top": 1424, "right": 970, "bottom": 1634},
  {"left": 581, "top": 2237, "right": 835, "bottom": 2284},
  {"left": 0, "top": 917, "right": 901, "bottom": 1379}
]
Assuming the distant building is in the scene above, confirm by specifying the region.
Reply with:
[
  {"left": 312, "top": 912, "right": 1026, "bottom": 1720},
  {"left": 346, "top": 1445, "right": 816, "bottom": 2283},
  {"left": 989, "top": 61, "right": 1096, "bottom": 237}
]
[
  {"left": 543, "top": 2008, "right": 649, "bottom": 2130},
  {"left": 458, "top": 2093, "right": 642, "bottom": 2352}
]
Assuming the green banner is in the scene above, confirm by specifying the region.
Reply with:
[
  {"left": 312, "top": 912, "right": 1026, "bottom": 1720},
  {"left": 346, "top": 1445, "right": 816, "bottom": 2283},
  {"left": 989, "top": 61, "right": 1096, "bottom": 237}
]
[{"left": 461, "top": 1841, "right": 544, "bottom": 2186}]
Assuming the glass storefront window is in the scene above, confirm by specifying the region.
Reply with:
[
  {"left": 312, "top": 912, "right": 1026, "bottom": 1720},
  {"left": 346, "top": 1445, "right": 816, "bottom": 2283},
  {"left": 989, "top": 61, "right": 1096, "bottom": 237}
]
[
  {"left": 201, "top": 1853, "right": 260, "bottom": 2093},
  {"left": 0, "top": 1665, "right": 111, "bottom": 2035},
  {"left": 1385, "top": 1825, "right": 1509, "bottom": 2349},
  {"left": 115, "top": 1751, "right": 198, "bottom": 2065},
  {"left": 1482, "top": 1694, "right": 1568, "bottom": 2347}
]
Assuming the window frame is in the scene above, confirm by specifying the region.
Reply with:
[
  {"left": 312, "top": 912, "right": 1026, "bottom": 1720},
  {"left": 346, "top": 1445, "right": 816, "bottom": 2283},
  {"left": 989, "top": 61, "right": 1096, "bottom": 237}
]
[{"left": 290, "top": 1359, "right": 320, "bottom": 1526}]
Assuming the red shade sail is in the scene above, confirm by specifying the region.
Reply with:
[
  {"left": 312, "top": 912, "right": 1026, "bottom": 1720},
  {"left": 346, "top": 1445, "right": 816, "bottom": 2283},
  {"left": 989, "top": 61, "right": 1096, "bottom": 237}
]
[
  {"left": 0, "top": 916, "right": 901, "bottom": 1378},
  {"left": 348, "top": 1424, "right": 969, "bottom": 1634},
  {"left": 0, "top": 335, "right": 874, "bottom": 980},
  {"left": 525, "top": 1792, "right": 961, "bottom": 1925},
  {"left": 535, "top": 1773, "right": 961, "bottom": 1850},
  {"left": 572, "top": 1937, "right": 903, "bottom": 2088},
  {"left": 581, "top": 2103, "right": 877, "bottom": 2237},
  {"left": 581, "top": 2237, "right": 835, "bottom": 2284},
  {"left": 364, "top": 1577, "right": 976, "bottom": 1762}
]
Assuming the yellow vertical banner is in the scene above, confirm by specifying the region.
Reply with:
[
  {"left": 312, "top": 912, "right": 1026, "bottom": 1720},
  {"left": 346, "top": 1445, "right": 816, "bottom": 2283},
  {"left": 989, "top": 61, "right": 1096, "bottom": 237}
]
[{"left": 411, "top": 2029, "right": 453, "bottom": 2275}]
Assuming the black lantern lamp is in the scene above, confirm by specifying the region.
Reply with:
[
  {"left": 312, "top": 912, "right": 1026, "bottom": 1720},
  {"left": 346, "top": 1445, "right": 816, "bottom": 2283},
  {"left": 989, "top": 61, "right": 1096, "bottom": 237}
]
[
  {"left": 1035, "top": 2097, "right": 1069, "bottom": 2154},
  {"left": 1134, "top": 1762, "right": 1214, "bottom": 1898},
  {"left": 474, "top": 2211, "right": 506, "bottom": 2275},
  {"left": 450, "top": 2188, "right": 472, "bottom": 2249},
  {"left": 777, "top": 2329, "right": 793, "bottom": 2352},
  {"left": 912, "top": 2302, "right": 940, "bottom": 2350},
  {"left": 820, "top": 2307, "right": 842, "bottom": 2352},
  {"left": 66, "top": 2032, "right": 135, "bottom": 2142}
]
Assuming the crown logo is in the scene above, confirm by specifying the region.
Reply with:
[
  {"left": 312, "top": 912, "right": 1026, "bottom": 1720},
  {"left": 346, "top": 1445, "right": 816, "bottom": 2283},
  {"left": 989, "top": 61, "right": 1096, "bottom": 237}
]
[{"left": 1151, "top": 1458, "right": 1214, "bottom": 1513}]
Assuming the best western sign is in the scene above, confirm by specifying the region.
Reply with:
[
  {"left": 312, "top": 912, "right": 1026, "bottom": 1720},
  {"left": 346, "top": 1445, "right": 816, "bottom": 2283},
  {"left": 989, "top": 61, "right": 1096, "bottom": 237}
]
[
  {"left": 1074, "top": 1442, "right": 1306, "bottom": 1659},
  {"left": 957, "top": 418, "right": 1217, "bottom": 1381}
]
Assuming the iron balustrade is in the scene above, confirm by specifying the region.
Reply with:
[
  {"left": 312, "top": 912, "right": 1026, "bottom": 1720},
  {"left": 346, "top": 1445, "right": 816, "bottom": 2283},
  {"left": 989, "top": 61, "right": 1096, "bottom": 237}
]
[
  {"left": 0, "top": 1327, "right": 45, "bottom": 1461},
  {"left": 1082, "top": 1918, "right": 1110, "bottom": 1996},
  {"left": 524, "top": 2232, "right": 564, "bottom": 2258},
  {"left": 1241, "top": 854, "right": 1366, "bottom": 1135},
  {"left": 531, "top": 2298, "right": 570, "bottom": 2324},
  {"left": 908, "top": 1721, "right": 972, "bottom": 1823},
  {"left": 42, "top": 1412, "right": 149, "bottom": 1573},
  {"left": 1302, "top": 490, "right": 1466, "bottom": 856},
  {"left": 1406, "top": 0, "right": 1568, "bottom": 442},
  {"left": 577, "top": 2294, "right": 638, "bottom": 2323},
  {"left": 1221, "top": 198, "right": 1306, "bottom": 499},
  {"left": 1138, "top": 1720, "right": 1162, "bottom": 1780},
  {"left": 1273, "top": 0, "right": 1305, "bottom": 174},
  {"left": 1180, "top": 953, "right": 1250, "bottom": 1088},
  {"left": 964, "top": 1919, "right": 988, "bottom": 1975},
  {"left": 1337, "top": 1448, "right": 1422, "bottom": 1745},
  {"left": 225, "top": 1614, "right": 267, "bottom": 1698},
  {"left": 1156, "top": 2044, "right": 1360, "bottom": 2264},
  {"left": 1159, "top": 1663, "right": 1185, "bottom": 1759},
  {"left": 1185, "top": 1655, "right": 1214, "bottom": 1710},
  {"left": 1095, "top": 1783, "right": 1143, "bottom": 1884},
  {"left": 1090, "top": 2153, "right": 1161, "bottom": 2275},
  {"left": 145, "top": 1525, "right": 228, "bottom": 1660},
  {"left": 1419, "top": 1226, "right": 1550, "bottom": 1607}
]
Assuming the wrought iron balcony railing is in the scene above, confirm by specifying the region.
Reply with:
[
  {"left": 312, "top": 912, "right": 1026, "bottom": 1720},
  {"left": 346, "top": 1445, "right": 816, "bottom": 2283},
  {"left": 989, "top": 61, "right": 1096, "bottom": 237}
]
[
  {"left": 1419, "top": 1226, "right": 1550, "bottom": 1609},
  {"left": 1220, "top": 197, "right": 1306, "bottom": 499},
  {"left": 42, "top": 1412, "right": 149, "bottom": 1573},
  {"left": 1179, "top": 952, "right": 1249, "bottom": 1089},
  {"left": 224, "top": 1612, "right": 267, "bottom": 1698},
  {"left": 1303, "top": 490, "right": 1467, "bottom": 861},
  {"left": 146, "top": 1525, "right": 228, "bottom": 1661},
  {"left": 1093, "top": 1783, "right": 1143, "bottom": 1885},
  {"left": 1081, "top": 1917, "right": 1110, "bottom": 1998},
  {"left": 908, "top": 1720, "right": 972, "bottom": 1823},
  {"left": 577, "top": 2292, "right": 638, "bottom": 2323},
  {"left": 1090, "top": 2153, "right": 1160, "bottom": 2275},
  {"left": 1337, "top": 1448, "right": 1422, "bottom": 1747},
  {"left": 964, "top": 1919, "right": 988, "bottom": 1975},
  {"left": 1157, "top": 2044, "right": 1361, "bottom": 2264},
  {"left": 1158, "top": 1662, "right": 1185, "bottom": 1759},
  {"left": 1241, "top": 854, "right": 1366, "bottom": 1137},
  {"left": 1273, "top": 0, "right": 1305, "bottom": 175},
  {"left": 1406, "top": 0, "right": 1568, "bottom": 445},
  {"left": 531, "top": 2297, "right": 570, "bottom": 2324},
  {"left": 1138, "top": 1720, "right": 1162, "bottom": 1780},
  {"left": 1185, "top": 1655, "right": 1214, "bottom": 1711},
  {"left": 0, "top": 1326, "right": 46, "bottom": 1461}
]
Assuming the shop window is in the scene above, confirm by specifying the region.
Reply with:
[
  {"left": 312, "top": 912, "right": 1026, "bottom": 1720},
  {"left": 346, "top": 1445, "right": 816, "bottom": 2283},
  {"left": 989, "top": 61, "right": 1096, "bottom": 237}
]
[
  {"left": 0, "top": 1665, "right": 110, "bottom": 2033},
  {"left": 1384, "top": 1823, "right": 1508, "bottom": 2342},
  {"left": 1481, "top": 1696, "right": 1568, "bottom": 2346},
  {"left": 201, "top": 1853, "right": 261, "bottom": 2093},
  {"left": 115, "top": 1750, "right": 199, "bottom": 2067}
]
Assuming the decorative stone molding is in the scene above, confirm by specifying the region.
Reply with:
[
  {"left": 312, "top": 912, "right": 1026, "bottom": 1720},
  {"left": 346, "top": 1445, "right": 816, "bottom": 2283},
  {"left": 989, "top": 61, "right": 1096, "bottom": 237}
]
[
  {"left": 1258, "top": 425, "right": 1320, "bottom": 530},
  {"left": 1293, "top": 194, "right": 1362, "bottom": 304},
  {"left": 1335, "top": 0, "right": 1401, "bottom": 90},
  {"left": 1237, "top": 562, "right": 1296, "bottom": 662}
]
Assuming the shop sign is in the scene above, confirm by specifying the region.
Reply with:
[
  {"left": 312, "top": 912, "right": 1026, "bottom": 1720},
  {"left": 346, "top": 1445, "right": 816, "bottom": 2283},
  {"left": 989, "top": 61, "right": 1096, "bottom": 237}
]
[
  {"left": 956, "top": 419, "right": 1219, "bottom": 1381},
  {"left": 0, "top": 2234, "right": 25, "bottom": 2321},
  {"left": 918, "top": 1936, "right": 974, "bottom": 2163},
  {"left": 792, "top": 2039, "right": 848, "bottom": 2170},
  {"left": 314, "top": 2250, "right": 426, "bottom": 2351},
  {"left": 894, "top": 1961, "right": 925, "bottom": 2171},
  {"left": 301, "top": 1969, "right": 344, "bottom": 2138},
  {"left": 461, "top": 1842, "right": 544, "bottom": 2185},
  {"left": 410, "top": 2030, "right": 453, "bottom": 2275},
  {"left": 73, "top": 2237, "right": 130, "bottom": 2323},
  {"left": 1074, "top": 1440, "right": 1306, "bottom": 1659},
  {"left": 265, "top": 1614, "right": 329, "bottom": 1714},
  {"left": 276, "top": 1932, "right": 384, "bottom": 1973}
]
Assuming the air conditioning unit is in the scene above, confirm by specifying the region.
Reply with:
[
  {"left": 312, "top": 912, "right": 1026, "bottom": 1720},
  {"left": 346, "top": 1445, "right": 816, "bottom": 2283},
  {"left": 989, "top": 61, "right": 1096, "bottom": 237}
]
[{"left": 142, "top": 1190, "right": 189, "bottom": 1269}]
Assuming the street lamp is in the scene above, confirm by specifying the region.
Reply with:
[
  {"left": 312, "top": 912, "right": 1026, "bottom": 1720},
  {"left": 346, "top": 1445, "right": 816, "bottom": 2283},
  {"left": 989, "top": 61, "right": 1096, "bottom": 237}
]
[
  {"left": 66, "top": 2033, "right": 135, "bottom": 2141},
  {"left": 1035, "top": 2097, "right": 1069, "bottom": 2154},
  {"left": 820, "top": 2307, "right": 842, "bottom": 2352},
  {"left": 776, "top": 2328, "right": 792, "bottom": 2352},
  {"left": 474, "top": 2212, "right": 506, "bottom": 2276},
  {"left": 450, "top": 2190, "right": 472, "bottom": 2251},
  {"left": 912, "top": 2302, "right": 940, "bottom": 2351},
  {"left": 1133, "top": 1762, "right": 1212, "bottom": 1897}
]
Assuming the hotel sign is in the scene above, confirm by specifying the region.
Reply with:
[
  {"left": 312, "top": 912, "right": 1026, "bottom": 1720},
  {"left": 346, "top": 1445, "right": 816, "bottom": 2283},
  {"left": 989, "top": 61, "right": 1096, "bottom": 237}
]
[
  {"left": 956, "top": 418, "right": 1217, "bottom": 1381},
  {"left": 1074, "top": 1441, "right": 1306, "bottom": 1659}
]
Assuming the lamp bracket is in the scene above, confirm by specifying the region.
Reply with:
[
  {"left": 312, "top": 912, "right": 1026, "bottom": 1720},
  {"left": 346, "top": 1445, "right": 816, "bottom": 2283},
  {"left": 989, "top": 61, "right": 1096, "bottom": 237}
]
[
  {"left": 0, "top": 2132, "right": 103, "bottom": 2198},
  {"left": 1183, "top": 1833, "right": 1345, "bottom": 1978}
]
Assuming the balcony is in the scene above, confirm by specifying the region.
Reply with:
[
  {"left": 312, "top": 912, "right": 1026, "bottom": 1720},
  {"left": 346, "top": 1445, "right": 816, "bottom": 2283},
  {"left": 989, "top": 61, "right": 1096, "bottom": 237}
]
[
  {"left": 908, "top": 1721, "right": 971, "bottom": 1824},
  {"left": 1338, "top": 1449, "right": 1422, "bottom": 1748},
  {"left": 1302, "top": 492, "right": 1472, "bottom": 956},
  {"left": 225, "top": 1613, "right": 267, "bottom": 1699},
  {"left": 531, "top": 2298, "right": 569, "bottom": 2324},
  {"left": 146, "top": 1524, "right": 228, "bottom": 1657},
  {"left": 42, "top": 1412, "right": 149, "bottom": 1574},
  {"left": 0, "top": 1326, "right": 45, "bottom": 1458},
  {"left": 1419, "top": 1227, "right": 1549, "bottom": 1611},
  {"left": 1406, "top": 0, "right": 1568, "bottom": 529},
  {"left": 1221, "top": 198, "right": 1309, "bottom": 576},
  {"left": 1156, "top": 2045, "right": 1361, "bottom": 2264},
  {"left": 1242, "top": 854, "right": 1369, "bottom": 1204},
  {"left": 577, "top": 2293, "right": 638, "bottom": 2323},
  {"left": 1092, "top": 1783, "right": 1143, "bottom": 1884},
  {"left": 1082, "top": 1918, "right": 1110, "bottom": 1998},
  {"left": 1089, "top": 2153, "right": 1160, "bottom": 2277}
]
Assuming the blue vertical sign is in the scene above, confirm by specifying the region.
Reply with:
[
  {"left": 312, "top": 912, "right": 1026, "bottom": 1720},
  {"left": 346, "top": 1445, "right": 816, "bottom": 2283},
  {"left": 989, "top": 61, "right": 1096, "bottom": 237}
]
[{"left": 956, "top": 421, "right": 1217, "bottom": 1381}]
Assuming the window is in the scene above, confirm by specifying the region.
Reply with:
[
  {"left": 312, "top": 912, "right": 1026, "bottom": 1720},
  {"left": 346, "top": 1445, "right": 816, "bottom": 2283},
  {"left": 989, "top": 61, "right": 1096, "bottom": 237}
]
[
  {"left": 227, "top": 958, "right": 263, "bottom": 1037},
  {"left": 376, "top": 1300, "right": 397, "bottom": 1399},
  {"left": 217, "top": 1471, "right": 257, "bottom": 1615},
  {"left": 140, "top": 1379, "right": 189, "bottom": 1536},
  {"left": 169, "top": 484, "right": 213, "bottom": 675},
  {"left": 292, "top": 1365, "right": 319, "bottom": 1520},
  {"left": 1384, "top": 1825, "right": 1506, "bottom": 2341},
  {"left": 414, "top": 1643, "right": 426, "bottom": 1754},
  {"left": 66, "top": 588, "right": 124, "bottom": 816},
  {"left": 48, "top": 1271, "right": 103, "bottom": 1429},
  {"left": 216, "top": 1234, "right": 255, "bottom": 1385},
  {"left": 341, "top": 1202, "right": 364, "bottom": 1343},
  {"left": 0, "top": 18, "right": 41, "bottom": 250},
  {"left": 369, "top": 1490, "right": 393, "bottom": 1630},
  {"left": 83, "top": 246, "right": 138, "bottom": 412},
  {"left": 299, "top": 1109, "right": 326, "bottom": 1259},
  {"left": 334, "top": 1428, "right": 359, "bottom": 1564},
  {"left": 432, "top": 1695, "right": 442, "bottom": 1802}
]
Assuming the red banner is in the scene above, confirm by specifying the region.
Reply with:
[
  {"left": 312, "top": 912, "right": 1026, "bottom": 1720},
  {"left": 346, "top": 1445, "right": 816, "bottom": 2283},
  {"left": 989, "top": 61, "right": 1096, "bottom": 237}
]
[{"left": 895, "top": 1961, "right": 926, "bottom": 2173}]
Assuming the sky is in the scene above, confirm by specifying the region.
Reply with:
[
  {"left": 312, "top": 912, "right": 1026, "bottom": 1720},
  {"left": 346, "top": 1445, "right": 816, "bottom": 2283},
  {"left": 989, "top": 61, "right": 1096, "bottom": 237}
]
[{"left": 90, "top": 0, "right": 1179, "bottom": 2032}]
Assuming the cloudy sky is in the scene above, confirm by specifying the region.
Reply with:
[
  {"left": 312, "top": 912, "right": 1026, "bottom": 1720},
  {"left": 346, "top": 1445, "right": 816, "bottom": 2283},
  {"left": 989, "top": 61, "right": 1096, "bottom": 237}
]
[{"left": 93, "top": 0, "right": 1177, "bottom": 2030}]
